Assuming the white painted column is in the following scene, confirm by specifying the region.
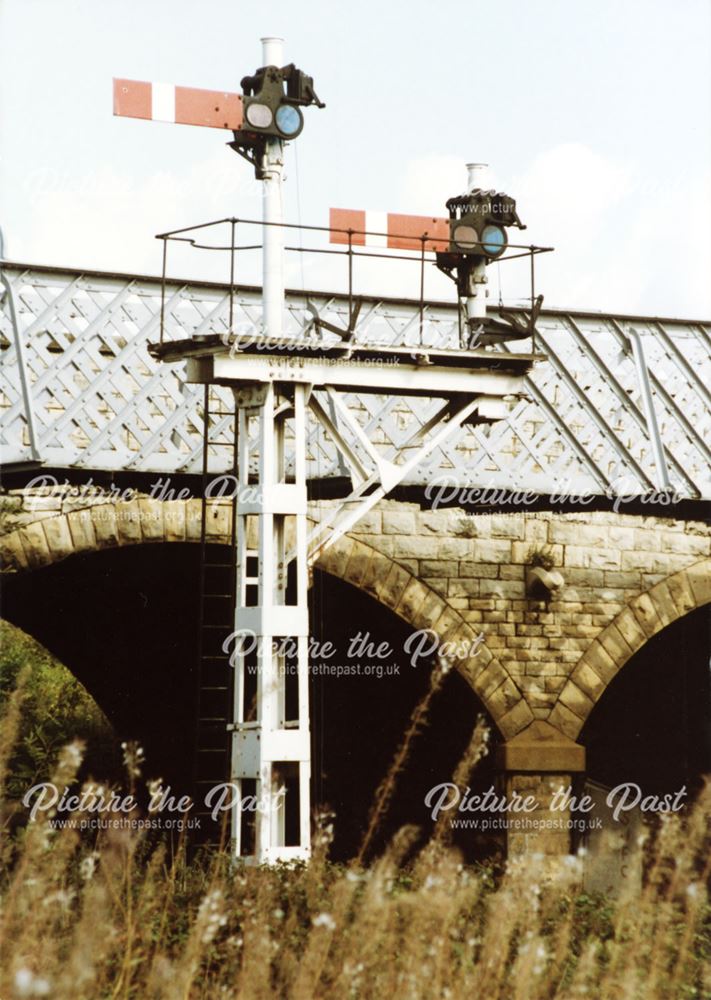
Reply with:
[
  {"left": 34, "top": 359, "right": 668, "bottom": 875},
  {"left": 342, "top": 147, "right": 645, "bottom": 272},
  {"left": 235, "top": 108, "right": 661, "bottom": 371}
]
[
  {"left": 465, "top": 161, "right": 488, "bottom": 322},
  {"left": 231, "top": 382, "right": 311, "bottom": 864},
  {"left": 261, "top": 36, "right": 285, "bottom": 340}
]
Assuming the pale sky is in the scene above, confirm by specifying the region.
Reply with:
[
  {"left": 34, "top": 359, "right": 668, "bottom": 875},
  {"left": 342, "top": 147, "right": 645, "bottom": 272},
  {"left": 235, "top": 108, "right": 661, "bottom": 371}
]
[{"left": 1, "top": 0, "right": 709, "bottom": 317}]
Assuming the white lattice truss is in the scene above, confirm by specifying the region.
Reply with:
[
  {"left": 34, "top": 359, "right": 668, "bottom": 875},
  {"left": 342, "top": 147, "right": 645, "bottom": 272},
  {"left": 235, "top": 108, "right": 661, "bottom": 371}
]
[{"left": 1, "top": 263, "right": 710, "bottom": 500}]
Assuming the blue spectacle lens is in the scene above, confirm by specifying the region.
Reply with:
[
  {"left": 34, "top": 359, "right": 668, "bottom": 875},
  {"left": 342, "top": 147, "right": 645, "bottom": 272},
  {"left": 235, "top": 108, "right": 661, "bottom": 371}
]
[
  {"left": 481, "top": 224, "right": 506, "bottom": 257},
  {"left": 275, "top": 104, "right": 302, "bottom": 137}
]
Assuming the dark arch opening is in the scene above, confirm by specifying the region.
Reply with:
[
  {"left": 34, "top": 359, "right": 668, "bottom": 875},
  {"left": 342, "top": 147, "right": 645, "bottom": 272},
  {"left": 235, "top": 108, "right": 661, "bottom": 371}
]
[
  {"left": 581, "top": 604, "right": 711, "bottom": 799},
  {"left": 2, "top": 543, "right": 202, "bottom": 790},
  {"left": 2, "top": 544, "right": 498, "bottom": 861},
  {"left": 309, "top": 569, "right": 497, "bottom": 861}
]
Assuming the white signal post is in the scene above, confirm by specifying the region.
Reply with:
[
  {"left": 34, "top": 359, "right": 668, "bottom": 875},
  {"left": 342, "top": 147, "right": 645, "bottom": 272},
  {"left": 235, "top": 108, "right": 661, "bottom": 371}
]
[
  {"left": 228, "top": 36, "right": 313, "bottom": 863},
  {"left": 464, "top": 162, "right": 488, "bottom": 326},
  {"left": 231, "top": 377, "right": 312, "bottom": 863},
  {"left": 261, "top": 36, "right": 285, "bottom": 341}
]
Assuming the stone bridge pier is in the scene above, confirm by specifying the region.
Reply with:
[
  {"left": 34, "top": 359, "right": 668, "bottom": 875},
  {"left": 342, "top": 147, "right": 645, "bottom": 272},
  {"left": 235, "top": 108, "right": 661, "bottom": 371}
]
[{"left": 2, "top": 488, "right": 710, "bottom": 856}]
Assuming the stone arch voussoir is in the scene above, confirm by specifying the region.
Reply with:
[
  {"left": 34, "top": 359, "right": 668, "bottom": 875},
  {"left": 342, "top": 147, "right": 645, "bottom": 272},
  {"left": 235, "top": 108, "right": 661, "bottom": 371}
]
[
  {"left": 316, "top": 533, "right": 533, "bottom": 739},
  {"left": 549, "top": 557, "right": 711, "bottom": 740},
  {"left": 0, "top": 499, "right": 532, "bottom": 739},
  {"left": 0, "top": 499, "right": 208, "bottom": 571}
]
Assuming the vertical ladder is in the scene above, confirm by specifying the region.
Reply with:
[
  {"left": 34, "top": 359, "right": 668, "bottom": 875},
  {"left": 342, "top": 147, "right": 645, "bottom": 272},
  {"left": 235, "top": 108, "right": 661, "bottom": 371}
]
[
  {"left": 230, "top": 381, "right": 311, "bottom": 862},
  {"left": 193, "top": 385, "right": 239, "bottom": 844}
]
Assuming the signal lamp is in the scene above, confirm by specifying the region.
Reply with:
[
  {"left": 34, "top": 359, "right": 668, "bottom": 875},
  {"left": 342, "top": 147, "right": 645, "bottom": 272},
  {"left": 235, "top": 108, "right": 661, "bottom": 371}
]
[
  {"left": 275, "top": 103, "right": 303, "bottom": 137},
  {"left": 452, "top": 224, "right": 479, "bottom": 250},
  {"left": 481, "top": 224, "right": 507, "bottom": 257},
  {"left": 445, "top": 189, "right": 523, "bottom": 259},
  {"left": 245, "top": 103, "right": 273, "bottom": 129},
  {"left": 236, "top": 64, "right": 323, "bottom": 145}
]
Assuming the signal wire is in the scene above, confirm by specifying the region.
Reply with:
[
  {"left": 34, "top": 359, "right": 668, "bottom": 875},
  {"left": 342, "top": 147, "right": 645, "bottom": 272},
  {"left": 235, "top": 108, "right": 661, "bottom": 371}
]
[{"left": 292, "top": 141, "right": 307, "bottom": 294}]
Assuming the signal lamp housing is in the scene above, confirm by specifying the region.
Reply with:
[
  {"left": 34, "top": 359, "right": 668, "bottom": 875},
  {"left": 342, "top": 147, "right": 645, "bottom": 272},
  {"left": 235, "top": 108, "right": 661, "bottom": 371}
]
[
  {"left": 446, "top": 189, "right": 524, "bottom": 259},
  {"left": 237, "top": 63, "right": 322, "bottom": 143}
]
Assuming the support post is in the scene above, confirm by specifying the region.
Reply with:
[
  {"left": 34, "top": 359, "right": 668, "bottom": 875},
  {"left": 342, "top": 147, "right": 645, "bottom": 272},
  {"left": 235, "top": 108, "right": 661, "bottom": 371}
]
[
  {"left": 496, "top": 721, "right": 586, "bottom": 857},
  {"left": 227, "top": 36, "right": 311, "bottom": 864},
  {"left": 261, "top": 35, "right": 285, "bottom": 340},
  {"left": 230, "top": 382, "right": 311, "bottom": 863},
  {"left": 464, "top": 162, "right": 488, "bottom": 326}
]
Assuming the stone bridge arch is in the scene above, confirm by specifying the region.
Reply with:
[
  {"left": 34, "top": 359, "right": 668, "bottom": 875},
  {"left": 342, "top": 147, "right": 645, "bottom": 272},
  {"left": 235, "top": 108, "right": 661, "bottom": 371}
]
[
  {"left": 549, "top": 558, "right": 711, "bottom": 740},
  {"left": 0, "top": 498, "right": 531, "bottom": 739}
]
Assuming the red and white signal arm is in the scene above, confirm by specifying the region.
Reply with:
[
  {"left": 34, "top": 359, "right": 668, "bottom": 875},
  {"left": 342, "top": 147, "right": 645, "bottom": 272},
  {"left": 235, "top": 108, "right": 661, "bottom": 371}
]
[
  {"left": 113, "top": 78, "right": 244, "bottom": 130},
  {"left": 329, "top": 208, "right": 449, "bottom": 252}
]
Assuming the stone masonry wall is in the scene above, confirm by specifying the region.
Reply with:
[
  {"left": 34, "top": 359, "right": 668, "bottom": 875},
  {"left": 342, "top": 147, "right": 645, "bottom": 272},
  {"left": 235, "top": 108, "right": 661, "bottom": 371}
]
[
  {"left": 343, "top": 501, "right": 710, "bottom": 735},
  {"left": 1, "top": 489, "right": 710, "bottom": 745}
]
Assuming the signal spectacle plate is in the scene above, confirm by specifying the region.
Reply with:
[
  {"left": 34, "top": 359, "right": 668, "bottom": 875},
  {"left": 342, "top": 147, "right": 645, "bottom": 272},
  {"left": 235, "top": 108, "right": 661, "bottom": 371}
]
[
  {"left": 275, "top": 103, "right": 304, "bottom": 137},
  {"left": 481, "top": 224, "right": 507, "bottom": 257},
  {"left": 452, "top": 223, "right": 479, "bottom": 250},
  {"left": 245, "top": 102, "right": 273, "bottom": 128}
]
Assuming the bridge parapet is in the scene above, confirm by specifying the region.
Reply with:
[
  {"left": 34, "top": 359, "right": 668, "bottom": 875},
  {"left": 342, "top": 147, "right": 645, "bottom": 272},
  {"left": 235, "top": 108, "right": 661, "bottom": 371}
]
[{"left": 2, "top": 263, "right": 710, "bottom": 499}]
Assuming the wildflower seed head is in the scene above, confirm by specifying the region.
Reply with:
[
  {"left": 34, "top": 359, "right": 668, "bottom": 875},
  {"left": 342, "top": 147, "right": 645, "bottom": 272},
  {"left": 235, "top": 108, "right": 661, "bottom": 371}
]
[
  {"left": 197, "top": 888, "right": 228, "bottom": 944},
  {"left": 121, "top": 741, "right": 145, "bottom": 779},
  {"left": 13, "top": 968, "right": 51, "bottom": 998},
  {"left": 52, "top": 740, "right": 85, "bottom": 787},
  {"left": 61, "top": 741, "right": 84, "bottom": 771},
  {"left": 42, "top": 889, "right": 74, "bottom": 911},
  {"left": 147, "top": 778, "right": 164, "bottom": 800},
  {"left": 80, "top": 852, "right": 99, "bottom": 882},
  {"left": 313, "top": 912, "right": 336, "bottom": 931}
]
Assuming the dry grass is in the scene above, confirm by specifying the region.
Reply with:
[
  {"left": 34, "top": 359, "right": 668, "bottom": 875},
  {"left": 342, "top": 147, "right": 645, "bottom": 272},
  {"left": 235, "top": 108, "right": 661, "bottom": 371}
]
[{"left": 0, "top": 676, "right": 709, "bottom": 999}]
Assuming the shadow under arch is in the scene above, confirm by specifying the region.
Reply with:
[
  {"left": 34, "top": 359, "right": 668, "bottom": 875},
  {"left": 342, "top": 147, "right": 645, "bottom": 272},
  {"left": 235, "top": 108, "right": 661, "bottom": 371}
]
[
  {"left": 0, "top": 618, "right": 119, "bottom": 792},
  {"left": 309, "top": 567, "right": 497, "bottom": 861},
  {"left": 580, "top": 603, "right": 711, "bottom": 799},
  {"left": 2, "top": 543, "right": 499, "bottom": 860},
  {"left": 1, "top": 542, "right": 203, "bottom": 791}
]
